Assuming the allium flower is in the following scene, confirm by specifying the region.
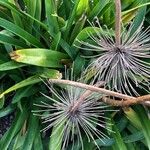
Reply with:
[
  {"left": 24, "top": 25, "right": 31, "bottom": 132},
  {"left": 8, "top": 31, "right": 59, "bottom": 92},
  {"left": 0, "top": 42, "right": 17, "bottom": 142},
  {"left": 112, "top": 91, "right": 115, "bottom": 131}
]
[
  {"left": 76, "top": 21, "right": 150, "bottom": 95},
  {"left": 33, "top": 80, "right": 115, "bottom": 150}
]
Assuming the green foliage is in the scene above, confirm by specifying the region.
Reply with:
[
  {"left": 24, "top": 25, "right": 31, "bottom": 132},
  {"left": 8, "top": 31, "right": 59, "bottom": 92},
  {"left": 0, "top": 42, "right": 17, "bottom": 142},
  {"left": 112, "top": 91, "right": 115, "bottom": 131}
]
[{"left": 0, "top": 0, "right": 150, "bottom": 149}]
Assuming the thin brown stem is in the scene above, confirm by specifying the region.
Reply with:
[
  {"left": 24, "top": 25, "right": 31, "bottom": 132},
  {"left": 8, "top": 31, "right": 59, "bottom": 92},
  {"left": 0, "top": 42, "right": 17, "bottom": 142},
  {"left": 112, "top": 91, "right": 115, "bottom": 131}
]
[
  {"left": 49, "top": 79, "right": 134, "bottom": 100},
  {"left": 115, "top": 0, "right": 121, "bottom": 46},
  {"left": 49, "top": 79, "right": 150, "bottom": 107},
  {"left": 102, "top": 95, "right": 150, "bottom": 106}
]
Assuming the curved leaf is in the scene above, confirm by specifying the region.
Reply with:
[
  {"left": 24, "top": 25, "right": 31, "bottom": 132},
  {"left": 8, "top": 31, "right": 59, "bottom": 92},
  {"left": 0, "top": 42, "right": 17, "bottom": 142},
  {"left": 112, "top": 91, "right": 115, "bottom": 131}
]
[
  {"left": 0, "top": 69, "right": 61, "bottom": 99},
  {"left": 0, "top": 61, "right": 26, "bottom": 71},
  {"left": 0, "top": 17, "right": 43, "bottom": 47},
  {"left": 10, "top": 48, "right": 68, "bottom": 67}
]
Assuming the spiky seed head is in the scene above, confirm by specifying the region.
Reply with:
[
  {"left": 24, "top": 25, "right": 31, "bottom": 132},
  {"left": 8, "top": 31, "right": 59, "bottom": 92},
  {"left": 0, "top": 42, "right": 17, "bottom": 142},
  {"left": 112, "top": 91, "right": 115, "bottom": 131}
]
[
  {"left": 33, "top": 80, "right": 115, "bottom": 150},
  {"left": 76, "top": 20, "right": 150, "bottom": 96}
]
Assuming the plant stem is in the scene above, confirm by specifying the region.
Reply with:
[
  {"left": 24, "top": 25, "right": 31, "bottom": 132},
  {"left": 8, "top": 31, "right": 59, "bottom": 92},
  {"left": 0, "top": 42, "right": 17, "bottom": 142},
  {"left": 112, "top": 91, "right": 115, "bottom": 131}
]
[
  {"left": 49, "top": 79, "right": 150, "bottom": 107},
  {"left": 102, "top": 95, "right": 150, "bottom": 107},
  {"left": 49, "top": 79, "right": 134, "bottom": 99},
  {"left": 115, "top": 0, "right": 121, "bottom": 46}
]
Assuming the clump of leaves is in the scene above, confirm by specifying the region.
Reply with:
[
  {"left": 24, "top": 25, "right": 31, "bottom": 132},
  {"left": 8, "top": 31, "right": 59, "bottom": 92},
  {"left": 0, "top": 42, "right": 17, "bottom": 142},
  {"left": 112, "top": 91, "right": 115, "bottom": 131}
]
[{"left": 0, "top": 0, "right": 150, "bottom": 150}]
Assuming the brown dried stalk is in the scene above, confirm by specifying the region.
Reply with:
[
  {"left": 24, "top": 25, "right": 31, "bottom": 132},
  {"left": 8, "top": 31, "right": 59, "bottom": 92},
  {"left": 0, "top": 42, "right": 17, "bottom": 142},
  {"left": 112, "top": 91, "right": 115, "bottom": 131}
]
[
  {"left": 102, "top": 96, "right": 150, "bottom": 107},
  {"left": 49, "top": 79, "right": 134, "bottom": 99},
  {"left": 115, "top": 0, "right": 121, "bottom": 46},
  {"left": 49, "top": 79, "right": 150, "bottom": 107}
]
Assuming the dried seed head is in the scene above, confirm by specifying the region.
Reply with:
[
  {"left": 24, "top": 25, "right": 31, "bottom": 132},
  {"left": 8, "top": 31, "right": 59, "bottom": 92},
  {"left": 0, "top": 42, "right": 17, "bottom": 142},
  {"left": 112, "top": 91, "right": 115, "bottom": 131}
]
[
  {"left": 76, "top": 20, "right": 150, "bottom": 96},
  {"left": 33, "top": 79, "right": 115, "bottom": 150}
]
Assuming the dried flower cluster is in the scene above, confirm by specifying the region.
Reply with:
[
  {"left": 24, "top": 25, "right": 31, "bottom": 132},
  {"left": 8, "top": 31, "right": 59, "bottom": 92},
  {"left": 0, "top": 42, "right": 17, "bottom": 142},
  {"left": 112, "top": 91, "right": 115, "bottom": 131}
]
[
  {"left": 33, "top": 80, "right": 114, "bottom": 150},
  {"left": 77, "top": 21, "right": 150, "bottom": 96}
]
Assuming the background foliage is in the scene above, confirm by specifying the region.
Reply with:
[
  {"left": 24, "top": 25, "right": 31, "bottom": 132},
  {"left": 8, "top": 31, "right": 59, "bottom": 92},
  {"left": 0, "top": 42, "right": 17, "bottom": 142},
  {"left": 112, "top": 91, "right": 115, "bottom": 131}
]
[{"left": 0, "top": 0, "right": 150, "bottom": 149}]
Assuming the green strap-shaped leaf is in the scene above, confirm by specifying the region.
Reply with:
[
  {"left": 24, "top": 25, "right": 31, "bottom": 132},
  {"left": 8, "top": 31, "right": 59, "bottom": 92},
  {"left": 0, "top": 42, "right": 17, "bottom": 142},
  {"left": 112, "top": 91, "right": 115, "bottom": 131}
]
[
  {"left": 0, "top": 105, "right": 16, "bottom": 118},
  {"left": 96, "top": 131, "right": 144, "bottom": 146},
  {"left": 49, "top": 121, "right": 65, "bottom": 150},
  {"left": 0, "top": 69, "right": 61, "bottom": 99},
  {"left": 22, "top": 114, "right": 39, "bottom": 150},
  {"left": 70, "top": 14, "right": 86, "bottom": 43},
  {"left": 24, "top": 0, "right": 37, "bottom": 33},
  {"left": 124, "top": 106, "right": 150, "bottom": 149},
  {"left": 73, "top": 27, "right": 108, "bottom": 47},
  {"left": 134, "top": 106, "right": 150, "bottom": 149},
  {"left": 0, "top": 17, "right": 43, "bottom": 47},
  {"left": 8, "top": 0, "right": 24, "bottom": 28},
  {"left": 10, "top": 48, "right": 68, "bottom": 67},
  {"left": 33, "top": 126, "right": 43, "bottom": 150},
  {"left": 45, "top": 0, "right": 59, "bottom": 35},
  {"left": 0, "top": 33, "right": 28, "bottom": 48},
  {"left": 111, "top": 119, "right": 128, "bottom": 150},
  {"left": 64, "top": 0, "right": 80, "bottom": 40},
  {"left": 124, "top": 107, "right": 142, "bottom": 129},
  {"left": 0, "top": 61, "right": 26, "bottom": 71},
  {"left": 122, "top": 2, "right": 150, "bottom": 16},
  {"left": 129, "top": 0, "right": 148, "bottom": 36},
  {"left": 89, "top": 0, "right": 110, "bottom": 20},
  {"left": 12, "top": 85, "right": 34, "bottom": 103}
]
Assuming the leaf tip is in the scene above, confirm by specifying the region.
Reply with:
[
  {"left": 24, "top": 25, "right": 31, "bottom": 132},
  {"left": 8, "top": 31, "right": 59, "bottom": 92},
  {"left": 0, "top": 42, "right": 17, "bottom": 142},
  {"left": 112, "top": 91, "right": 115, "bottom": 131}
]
[{"left": 10, "top": 51, "right": 20, "bottom": 61}]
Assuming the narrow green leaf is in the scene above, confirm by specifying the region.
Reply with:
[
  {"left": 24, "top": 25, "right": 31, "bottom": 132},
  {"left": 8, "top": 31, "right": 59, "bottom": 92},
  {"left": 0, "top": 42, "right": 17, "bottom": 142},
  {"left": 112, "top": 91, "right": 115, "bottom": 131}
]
[
  {"left": 45, "top": 0, "right": 59, "bottom": 35},
  {"left": 124, "top": 107, "right": 142, "bottom": 129},
  {"left": 34, "top": 0, "right": 42, "bottom": 39},
  {"left": 73, "top": 54, "right": 85, "bottom": 76},
  {"left": 0, "top": 69, "right": 61, "bottom": 99},
  {"left": 89, "top": 0, "right": 110, "bottom": 20},
  {"left": 12, "top": 85, "right": 33, "bottom": 103},
  {"left": 49, "top": 121, "right": 65, "bottom": 150},
  {"left": 73, "top": 27, "right": 103, "bottom": 47},
  {"left": 64, "top": 0, "right": 80, "bottom": 40},
  {"left": 0, "top": 85, "right": 4, "bottom": 108},
  {"left": 123, "top": 131, "right": 144, "bottom": 143},
  {"left": 59, "top": 38, "right": 76, "bottom": 59},
  {"left": 0, "top": 0, "right": 23, "bottom": 16},
  {"left": 0, "top": 105, "right": 16, "bottom": 118},
  {"left": 22, "top": 114, "right": 39, "bottom": 150},
  {"left": 11, "top": 133, "right": 26, "bottom": 149},
  {"left": 129, "top": 0, "right": 147, "bottom": 35},
  {"left": 8, "top": 0, "right": 24, "bottom": 28},
  {"left": 76, "top": 0, "right": 89, "bottom": 17},
  {"left": 10, "top": 48, "right": 68, "bottom": 67},
  {"left": 111, "top": 120, "right": 128, "bottom": 150},
  {"left": 0, "top": 17, "right": 43, "bottom": 47},
  {"left": 122, "top": 2, "right": 150, "bottom": 16},
  {"left": 134, "top": 106, "right": 150, "bottom": 149},
  {"left": 33, "top": 127, "right": 43, "bottom": 150},
  {"left": 115, "top": 117, "right": 128, "bottom": 133},
  {"left": 122, "top": 0, "right": 134, "bottom": 10},
  {"left": 0, "top": 33, "right": 28, "bottom": 48},
  {"left": 70, "top": 14, "right": 86, "bottom": 43},
  {"left": 51, "top": 32, "right": 61, "bottom": 50},
  {"left": 96, "top": 138, "right": 114, "bottom": 147},
  {"left": 0, "top": 61, "right": 26, "bottom": 71}
]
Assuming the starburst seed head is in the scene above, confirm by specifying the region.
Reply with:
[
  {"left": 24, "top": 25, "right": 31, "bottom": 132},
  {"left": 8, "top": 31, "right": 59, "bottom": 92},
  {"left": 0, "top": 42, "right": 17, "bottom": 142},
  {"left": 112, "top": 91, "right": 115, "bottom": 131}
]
[
  {"left": 76, "top": 21, "right": 150, "bottom": 95},
  {"left": 33, "top": 81, "right": 115, "bottom": 150}
]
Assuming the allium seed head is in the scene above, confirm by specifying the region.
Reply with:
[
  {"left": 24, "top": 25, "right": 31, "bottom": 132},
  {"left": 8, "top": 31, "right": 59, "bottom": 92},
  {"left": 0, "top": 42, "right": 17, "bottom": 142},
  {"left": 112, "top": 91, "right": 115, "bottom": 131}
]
[
  {"left": 76, "top": 20, "right": 150, "bottom": 95},
  {"left": 33, "top": 79, "right": 115, "bottom": 150}
]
